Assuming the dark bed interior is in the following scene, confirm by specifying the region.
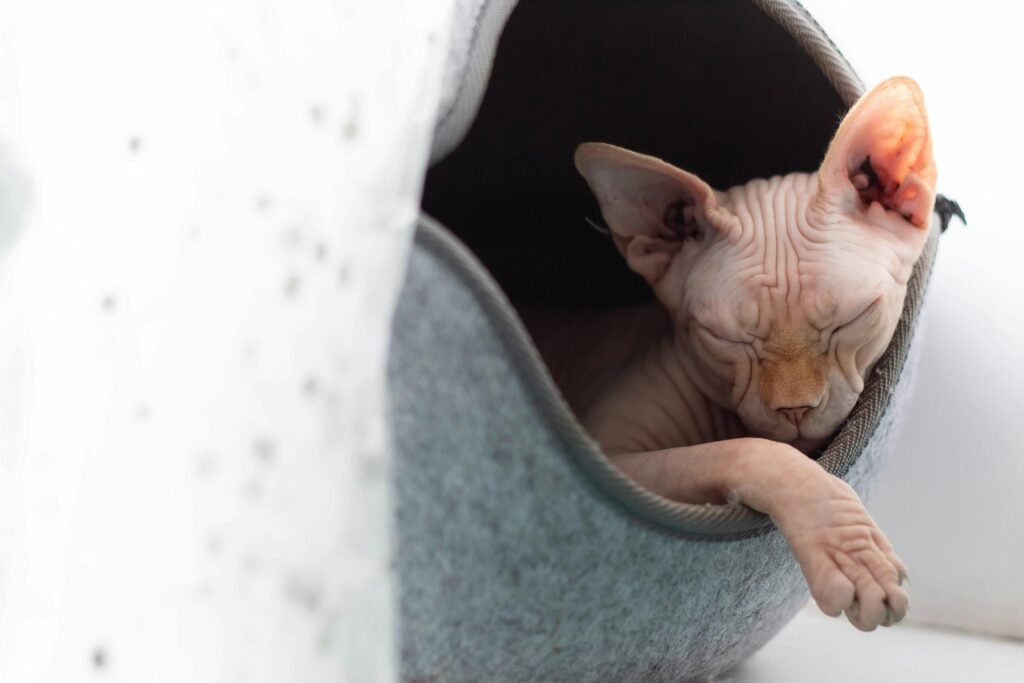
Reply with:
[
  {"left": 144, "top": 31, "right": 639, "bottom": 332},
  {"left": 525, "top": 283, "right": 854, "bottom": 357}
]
[{"left": 422, "top": 0, "right": 847, "bottom": 309}]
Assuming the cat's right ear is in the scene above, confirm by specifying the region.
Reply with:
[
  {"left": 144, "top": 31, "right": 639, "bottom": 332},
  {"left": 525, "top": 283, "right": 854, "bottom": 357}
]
[
  {"left": 575, "top": 143, "right": 722, "bottom": 285},
  {"left": 817, "top": 77, "right": 936, "bottom": 230}
]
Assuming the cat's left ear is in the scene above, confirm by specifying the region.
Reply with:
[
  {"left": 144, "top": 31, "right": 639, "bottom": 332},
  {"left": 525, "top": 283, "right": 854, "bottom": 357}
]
[
  {"left": 575, "top": 143, "right": 725, "bottom": 285},
  {"left": 818, "top": 77, "right": 936, "bottom": 229}
]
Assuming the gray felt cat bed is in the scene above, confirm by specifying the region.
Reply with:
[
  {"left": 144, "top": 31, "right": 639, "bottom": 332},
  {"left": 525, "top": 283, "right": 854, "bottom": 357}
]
[{"left": 389, "top": 1, "right": 943, "bottom": 681}]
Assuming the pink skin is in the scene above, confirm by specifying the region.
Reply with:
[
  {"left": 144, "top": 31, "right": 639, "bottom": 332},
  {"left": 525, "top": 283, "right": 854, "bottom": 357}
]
[{"left": 527, "top": 77, "right": 933, "bottom": 631}]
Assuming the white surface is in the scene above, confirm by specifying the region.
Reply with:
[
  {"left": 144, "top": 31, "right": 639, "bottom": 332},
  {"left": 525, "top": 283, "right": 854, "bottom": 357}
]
[
  {"left": 730, "top": 607, "right": 1024, "bottom": 683},
  {"left": 801, "top": 1, "right": 1024, "bottom": 640},
  {"left": 0, "top": 0, "right": 452, "bottom": 681}
]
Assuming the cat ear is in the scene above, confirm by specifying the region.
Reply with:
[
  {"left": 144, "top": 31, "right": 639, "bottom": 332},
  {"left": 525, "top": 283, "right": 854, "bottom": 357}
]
[
  {"left": 818, "top": 77, "right": 936, "bottom": 229},
  {"left": 575, "top": 143, "right": 720, "bottom": 285}
]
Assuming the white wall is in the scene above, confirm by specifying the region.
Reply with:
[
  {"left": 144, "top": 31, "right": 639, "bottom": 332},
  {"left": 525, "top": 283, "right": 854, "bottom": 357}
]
[
  {"left": 803, "top": 0, "right": 1024, "bottom": 640},
  {"left": 0, "top": 0, "right": 452, "bottom": 680}
]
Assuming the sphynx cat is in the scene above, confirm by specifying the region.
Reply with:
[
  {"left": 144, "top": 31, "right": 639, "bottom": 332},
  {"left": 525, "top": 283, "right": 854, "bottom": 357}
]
[{"left": 528, "top": 77, "right": 934, "bottom": 631}]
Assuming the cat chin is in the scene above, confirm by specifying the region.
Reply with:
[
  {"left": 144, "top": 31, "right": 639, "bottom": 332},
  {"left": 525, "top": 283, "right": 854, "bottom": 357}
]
[
  {"left": 744, "top": 420, "right": 837, "bottom": 448},
  {"left": 744, "top": 421, "right": 800, "bottom": 444}
]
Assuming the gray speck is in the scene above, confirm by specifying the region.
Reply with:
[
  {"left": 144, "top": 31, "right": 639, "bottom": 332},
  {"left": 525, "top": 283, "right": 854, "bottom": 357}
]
[
  {"left": 341, "top": 116, "right": 359, "bottom": 141},
  {"left": 253, "top": 438, "right": 275, "bottom": 464},
  {"left": 134, "top": 404, "right": 151, "bottom": 421},
  {"left": 241, "top": 341, "right": 260, "bottom": 364},
  {"left": 314, "top": 242, "right": 328, "bottom": 262},
  {"left": 336, "top": 264, "right": 350, "bottom": 287},
  {"left": 317, "top": 612, "right": 338, "bottom": 653},
  {"left": 309, "top": 104, "right": 326, "bottom": 125},
  {"left": 101, "top": 295, "right": 117, "bottom": 312},
  {"left": 243, "top": 477, "right": 263, "bottom": 500},
  {"left": 283, "top": 273, "right": 302, "bottom": 298},
  {"left": 302, "top": 376, "right": 320, "bottom": 398},
  {"left": 92, "top": 646, "right": 107, "bottom": 670},
  {"left": 241, "top": 555, "right": 263, "bottom": 574},
  {"left": 285, "top": 227, "right": 303, "bottom": 248},
  {"left": 255, "top": 194, "right": 272, "bottom": 213},
  {"left": 324, "top": 393, "right": 342, "bottom": 412},
  {"left": 283, "top": 575, "right": 322, "bottom": 612},
  {"left": 195, "top": 453, "right": 217, "bottom": 478},
  {"left": 206, "top": 534, "right": 223, "bottom": 556},
  {"left": 128, "top": 137, "right": 142, "bottom": 153}
]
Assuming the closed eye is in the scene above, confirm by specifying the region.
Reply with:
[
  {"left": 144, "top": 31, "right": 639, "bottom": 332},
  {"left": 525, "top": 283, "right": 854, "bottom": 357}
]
[
  {"left": 834, "top": 298, "right": 883, "bottom": 334},
  {"left": 696, "top": 323, "right": 745, "bottom": 346}
]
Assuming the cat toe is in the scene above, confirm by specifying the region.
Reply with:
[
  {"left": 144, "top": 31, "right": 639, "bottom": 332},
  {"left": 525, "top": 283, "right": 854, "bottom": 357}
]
[
  {"left": 811, "top": 568, "right": 856, "bottom": 617},
  {"left": 848, "top": 582, "right": 888, "bottom": 631}
]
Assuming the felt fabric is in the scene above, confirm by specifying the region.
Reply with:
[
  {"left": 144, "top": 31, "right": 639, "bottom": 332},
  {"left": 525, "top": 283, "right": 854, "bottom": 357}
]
[
  {"left": 388, "top": 217, "right": 937, "bottom": 682},
  {"left": 391, "top": 0, "right": 940, "bottom": 679}
]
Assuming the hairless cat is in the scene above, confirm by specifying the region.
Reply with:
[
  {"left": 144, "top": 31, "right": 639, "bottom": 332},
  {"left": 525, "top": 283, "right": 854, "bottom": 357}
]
[{"left": 525, "top": 77, "right": 934, "bottom": 632}]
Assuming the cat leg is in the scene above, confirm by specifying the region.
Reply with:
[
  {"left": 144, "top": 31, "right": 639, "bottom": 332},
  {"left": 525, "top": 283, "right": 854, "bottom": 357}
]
[
  {"left": 610, "top": 439, "right": 909, "bottom": 630},
  {"left": 764, "top": 462, "right": 910, "bottom": 631}
]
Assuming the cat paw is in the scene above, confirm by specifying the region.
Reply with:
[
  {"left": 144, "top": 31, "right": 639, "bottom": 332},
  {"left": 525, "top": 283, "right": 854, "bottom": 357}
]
[{"left": 776, "top": 475, "right": 909, "bottom": 631}]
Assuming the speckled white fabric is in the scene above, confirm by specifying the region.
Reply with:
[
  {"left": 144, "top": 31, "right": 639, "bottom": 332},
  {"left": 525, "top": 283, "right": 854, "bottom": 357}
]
[{"left": 0, "top": 2, "right": 453, "bottom": 680}]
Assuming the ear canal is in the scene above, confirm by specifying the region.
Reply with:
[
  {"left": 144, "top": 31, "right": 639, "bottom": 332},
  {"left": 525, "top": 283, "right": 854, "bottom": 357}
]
[
  {"left": 574, "top": 143, "right": 718, "bottom": 284},
  {"left": 819, "top": 77, "right": 936, "bottom": 229}
]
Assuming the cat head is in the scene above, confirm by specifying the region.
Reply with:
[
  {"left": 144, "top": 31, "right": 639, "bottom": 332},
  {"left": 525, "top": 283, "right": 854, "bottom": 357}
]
[{"left": 575, "top": 77, "right": 936, "bottom": 445}]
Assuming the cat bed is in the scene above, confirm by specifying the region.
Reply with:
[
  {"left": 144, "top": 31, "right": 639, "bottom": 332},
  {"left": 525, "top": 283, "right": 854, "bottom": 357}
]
[{"left": 389, "top": 1, "right": 943, "bottom": 681}]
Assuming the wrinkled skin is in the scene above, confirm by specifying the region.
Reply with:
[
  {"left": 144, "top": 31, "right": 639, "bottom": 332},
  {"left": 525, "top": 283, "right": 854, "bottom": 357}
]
[
  {"left": 528, "top": 77, "right": 934, "bottom": 631},
  {"left": 659, "top": 170, "right": 918, "bottom": 445}
]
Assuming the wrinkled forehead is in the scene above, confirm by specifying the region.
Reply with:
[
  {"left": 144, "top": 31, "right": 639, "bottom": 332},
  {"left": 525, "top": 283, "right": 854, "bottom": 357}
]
[{"left": 688, "top": 246, "right": 899, "bottom": 332}]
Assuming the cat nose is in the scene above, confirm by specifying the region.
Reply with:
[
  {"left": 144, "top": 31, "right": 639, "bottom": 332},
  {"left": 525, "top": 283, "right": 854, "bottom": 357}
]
[{"left": 778, "top": 406, "right": 812, "bottom": 426}]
